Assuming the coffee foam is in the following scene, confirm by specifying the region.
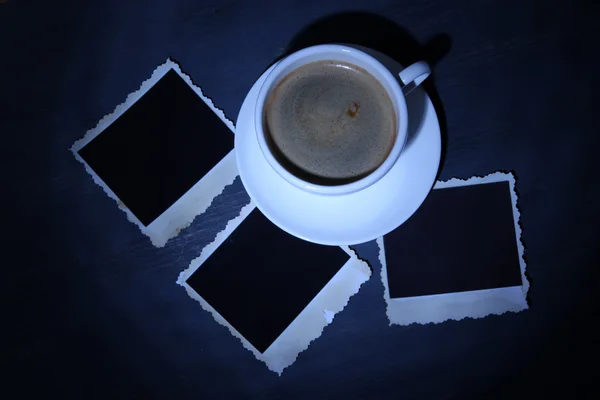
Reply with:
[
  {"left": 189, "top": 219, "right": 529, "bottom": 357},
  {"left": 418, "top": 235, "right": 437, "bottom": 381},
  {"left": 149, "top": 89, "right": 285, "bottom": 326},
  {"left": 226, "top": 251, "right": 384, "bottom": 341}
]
[{"left": 265, "top": 60, "right": 396, "bottom": 182}]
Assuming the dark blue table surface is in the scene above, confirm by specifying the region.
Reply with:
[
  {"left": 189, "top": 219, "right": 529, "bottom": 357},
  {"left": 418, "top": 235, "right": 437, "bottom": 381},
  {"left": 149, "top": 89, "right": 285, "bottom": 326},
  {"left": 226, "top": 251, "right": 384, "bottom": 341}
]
[{"left": 2, "top": 0, "right": 599, "bottom": 398}]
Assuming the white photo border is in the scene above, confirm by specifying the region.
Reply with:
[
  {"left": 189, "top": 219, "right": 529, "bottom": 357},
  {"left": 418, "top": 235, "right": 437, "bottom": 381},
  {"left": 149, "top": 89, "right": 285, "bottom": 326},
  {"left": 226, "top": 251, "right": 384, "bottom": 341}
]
[
  {"left": 71, "top": 58, "right": 238, "bottom": 247},
  {"left": 177, "top": 202, "right": 371, "bottom": 374},
  {"left": 380, "top": 171, "right": 529, "bottom": 325}
]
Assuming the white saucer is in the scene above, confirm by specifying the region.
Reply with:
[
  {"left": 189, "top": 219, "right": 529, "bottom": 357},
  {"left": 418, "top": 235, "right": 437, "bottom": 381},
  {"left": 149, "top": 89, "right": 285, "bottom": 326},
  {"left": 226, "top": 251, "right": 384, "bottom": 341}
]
[{"left": 235, "top": 54, "right": 441, "bottom": 245}]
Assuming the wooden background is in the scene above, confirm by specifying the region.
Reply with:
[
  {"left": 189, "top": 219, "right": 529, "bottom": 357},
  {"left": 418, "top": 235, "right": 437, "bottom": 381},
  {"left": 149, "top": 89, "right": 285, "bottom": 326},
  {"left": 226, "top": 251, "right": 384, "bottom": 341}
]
[{"left": 2, "top": 0, "right": 598, "bottom": 397}]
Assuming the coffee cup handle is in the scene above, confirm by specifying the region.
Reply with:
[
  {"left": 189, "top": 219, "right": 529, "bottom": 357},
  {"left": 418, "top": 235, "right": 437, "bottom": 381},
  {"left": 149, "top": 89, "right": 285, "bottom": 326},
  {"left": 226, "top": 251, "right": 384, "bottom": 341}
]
[{"left": 398, "top": 61, "right": 431, "bottom": 95}]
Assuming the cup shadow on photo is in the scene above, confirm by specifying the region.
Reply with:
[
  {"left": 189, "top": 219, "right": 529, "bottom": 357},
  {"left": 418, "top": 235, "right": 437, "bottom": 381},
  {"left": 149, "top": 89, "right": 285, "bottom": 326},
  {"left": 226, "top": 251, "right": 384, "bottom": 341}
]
[{"left": 282, "top": 12, "right": 451, "bottom": 175}]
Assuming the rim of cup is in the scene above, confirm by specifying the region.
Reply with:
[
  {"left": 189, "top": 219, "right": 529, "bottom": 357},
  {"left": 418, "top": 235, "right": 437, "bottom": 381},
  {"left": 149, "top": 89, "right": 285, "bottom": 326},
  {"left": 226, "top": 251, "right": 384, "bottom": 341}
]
[{"left": 254, "top": 44, "right": 409, "bottom": 196}]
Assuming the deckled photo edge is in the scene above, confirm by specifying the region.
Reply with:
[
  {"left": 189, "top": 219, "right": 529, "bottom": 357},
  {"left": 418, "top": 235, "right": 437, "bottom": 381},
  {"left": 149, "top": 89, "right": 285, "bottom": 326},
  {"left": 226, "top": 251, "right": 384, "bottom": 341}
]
[
  {"left": 375, "top": 237, "right": 395, "bottom": 326},
  {"left": 70, "top": 59, "right": 176, "bottom": 154},
  {"left": 387, "top": 286, "right": 527, "bottom": 326},
  {"left": 168, "top": 58, "right": 235, "bottom": 133},
  {"left": 176, "top": 201, "right": 256, "bottom": 285}
]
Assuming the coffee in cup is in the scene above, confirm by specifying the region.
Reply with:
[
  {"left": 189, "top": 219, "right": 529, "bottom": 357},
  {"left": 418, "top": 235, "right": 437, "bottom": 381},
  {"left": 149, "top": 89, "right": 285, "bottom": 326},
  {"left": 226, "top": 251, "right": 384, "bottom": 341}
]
[{"left": 264, "top": 60, "right": 396, "bottom": 183}]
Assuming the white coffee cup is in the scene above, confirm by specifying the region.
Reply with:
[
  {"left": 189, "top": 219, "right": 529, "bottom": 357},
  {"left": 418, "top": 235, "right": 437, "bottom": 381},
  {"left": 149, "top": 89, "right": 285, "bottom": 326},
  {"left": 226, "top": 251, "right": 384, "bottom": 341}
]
[{"left": 254, "top": 44, "right": 430, "bottom": 196}]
